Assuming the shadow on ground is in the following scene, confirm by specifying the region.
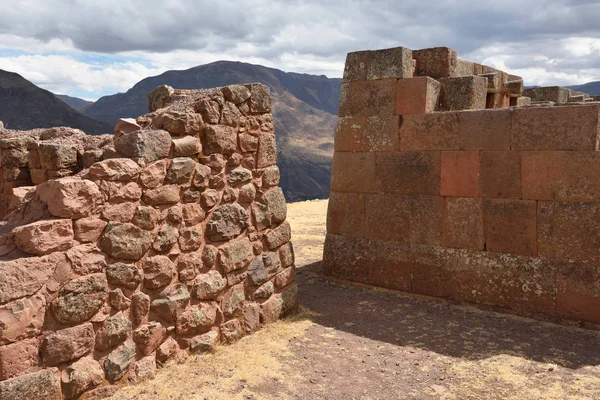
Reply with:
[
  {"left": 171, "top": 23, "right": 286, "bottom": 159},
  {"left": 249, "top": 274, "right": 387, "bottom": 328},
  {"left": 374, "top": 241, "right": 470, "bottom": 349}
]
[{"left": 296, "top": 261, "right": 600, "bottom": 370}]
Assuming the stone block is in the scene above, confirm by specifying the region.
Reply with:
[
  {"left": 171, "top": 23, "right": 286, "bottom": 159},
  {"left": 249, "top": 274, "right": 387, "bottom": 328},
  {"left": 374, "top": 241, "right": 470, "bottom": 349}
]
[
  {"left": 395, "top": 77, "right": 440, "bottom": 115},
  {"left": 512, "top": 105, "right": 600, "bottom": 150},
  {"left": 342, "top": 50, "right": 370, "bottom": 81},
  {"left": 114, "top": 129, "right": 172, "bottom": 162},
  {"left": 201, "top": 125, "right": 237, "bottom": 155},
  {"left": 521, "top": 151, "right": 600, "bottom": 202},
  {"left": 455, "top": 58, "right": 474, "bottom": 76},
  {"left": 479, "top": 151, "right": 521, "bottom": 198},
  {"left": 12, "top": 219, "right": 74, "bottom": 256},
  {"left": 265, "top": 221, "right": 291, "bottom": 250},
  {"left": 409, "top": 195, "right": 444, "bottom": 245},
  {"left": 0, "top": 254, "right": 59, "bottom": 304},
  {"left": 0, "top": 294, "right": 45, "bottom": 345},
  {"left": 366, "top": 46, "right": 413, "bottom": 80},
  {"left": 399, "top": 111, "right": 459, "bottom": 150},
  {"left": 439, "top": 76, "right": 487, "bottom": 111},
  {"left": 37, "top": 178, "right": 103, "bottom": 219},
  {"left": 413, "top": 47, "right": 458, "bottom": 78},
  {"left": 38, "top": 143, "right": 78, "bottom": 170},
  {"left": 523, "top": 86, "right": 570, "bottom": 103},
  {"left": 556, "top": 262, "right": 600, "bottom": 324},
  {"left": 0, "top": 337, "right": 39, "bottom": 380},
  {"left": 364, "top": 239, "right": 412, "bottom": 292},
  {"left": 0, "top": 368, "right": 62, "bottom": 400},
  {"left": 326, "top": 192, "right": 365, "bottom": 238},
  {"left": 538, "top": 201, "right": 600, "bottom": 262},
  {"left": 330, "top": 152, "right": 376, "bottom": 193},
  {"left": 89, "top": 158, "right": 141, "bottom": 182},
  {"left": 440, "top": 151, "right": 479, "bottom": 197},
  {"left": 376, "top": 151, "right": 440, "bottom": 195},
  {"left": 442, "top": 197, "right": 484, "bottom": 250},
  {"left": 322, "top": 234, "right": 369, "bottom": 283},
  {"left": 411, "top": 244, "right": 458, "bottom": 298},
  {"left": 458, "top": 109, "right": 511, "bottom": 150},
  {"left": 363, "top": 115, "right": 400, "bottom": 151},
  {"left": 41, "top": 323, "right": 95, "bottom": 366},
  {"left": 245, "top": 83, "right": 272, "bottom": 113},
  {"left": 483, "top": 199, "right": 537, "bottom": 256},
  {"left": 364, "top": 194, "right": 410, "bottom": 242},
  {"left": 338, "top": 79, "right": 397, "bottom": 117}
]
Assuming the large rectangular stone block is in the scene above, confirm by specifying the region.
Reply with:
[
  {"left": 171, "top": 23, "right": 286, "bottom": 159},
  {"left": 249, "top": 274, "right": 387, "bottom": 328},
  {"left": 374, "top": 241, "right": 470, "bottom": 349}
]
[
  {"left": 413, "top": 47, "right": 457, "bottom": 79},
  {"left": 364, "top": 239, "right": 412, "bottom": 292},
  {"left": 439, "top": 76, "right": 487, "bottom": 111},
  {"left": 556, "top": 262, "right": 600, "bottom": 324},
  {"left": 521, "top": 151, "right": 600, "bottom": 202},
  {"left": 366, "top": 47, "right": 413, "bottom": 80},
  {"left": 364, "top": 194, "right": 410, "bottom": 243},
  {"left": 440, "top": 151, "right": 479, "bottom": 197},
  {"left": 538, "top": 201, "right": 600, "bottom": 262},
  {"left": 409, "top": 196, "right": 445, "bottom": 245},
  {"left": 326, "top": 192, "right": 365, "bottom": 238},
  {"left": 338, "top": 79, "right": 398, "bottom": 117},
  {"left": 458, "top": 109, "right": 511, "bottom": 150},
  {"left": 479, "top": 151, "right": 521, "bottom": 198},
  {"left": 455, "top": 59, "right": 474, "bottom": 76},
  {"left": 523, "top": 86, "right": 570, "bottom": 103},
  {"left": 483, "top": 198, "right": 537, "bottom": 256},
  {"left": 322, "top": 234, "right": 369, "bottom": 283},
  {"left": 334, "top": 116, "right": 366, "bottom": 152},
  {"left": 395, "top": 77, "right": 440, "bottom": 115},
  {"left": 442, "top": 197, "right": 484, "bottom": 250},
  {"left": 363, "top": 115, "right": 400, "bottom": 151},
  {"left": 399, "top": 111, "right": 459, "bottom": 150},
  {"left": 512, "top": 105, "right": 600, "bottom": 150},
  {"left": 411, "top": 244, "right": 458, "bottom": 298},
  {"left": 376, "top": 151, "right": 440, "bottom": 195},
  {"left": 331, "top": 152, "right": 376, "bottom": 193}
]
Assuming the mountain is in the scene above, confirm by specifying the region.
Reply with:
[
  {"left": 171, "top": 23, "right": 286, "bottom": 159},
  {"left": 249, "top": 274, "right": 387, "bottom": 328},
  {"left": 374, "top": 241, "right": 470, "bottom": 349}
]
[
  {"left": 0, "top": 70, "right": 111, "bottom": 134},
  {"left": 56, "top": 94, "right": 94, "bottom": 113},
  {"left": 567, "top": 82, "right": 600, "bottom": 96},
  {"left": 85, "top": 61, "right": 342, "bottom": 201}
]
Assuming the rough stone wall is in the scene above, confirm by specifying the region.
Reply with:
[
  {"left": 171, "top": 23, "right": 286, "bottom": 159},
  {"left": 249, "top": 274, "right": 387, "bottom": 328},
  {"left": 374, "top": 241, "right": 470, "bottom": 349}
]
[
  {"left": 0, "top": 83, "right": 297, "bottom": 399},
  {"left": 324, "top": 45, "right": 600, "bottom": 329}
]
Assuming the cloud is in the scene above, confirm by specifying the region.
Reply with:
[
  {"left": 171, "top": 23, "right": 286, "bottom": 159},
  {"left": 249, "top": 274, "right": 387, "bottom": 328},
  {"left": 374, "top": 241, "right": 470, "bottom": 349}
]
[{"left": 1, "top": 0, "right": 600, "bottom": 98}]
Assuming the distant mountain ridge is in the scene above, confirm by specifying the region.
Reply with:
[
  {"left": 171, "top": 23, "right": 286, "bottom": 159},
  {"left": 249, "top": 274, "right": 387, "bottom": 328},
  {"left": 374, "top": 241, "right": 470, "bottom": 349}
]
[
  {"left": 567, "top": 81, "right": 600, "bottom": 96},
  {"left": 56, "top": 94, "right": 94, "bottom": 113},
  {"left": 0, "top": 69, "right": 111, "bottom": 134}
]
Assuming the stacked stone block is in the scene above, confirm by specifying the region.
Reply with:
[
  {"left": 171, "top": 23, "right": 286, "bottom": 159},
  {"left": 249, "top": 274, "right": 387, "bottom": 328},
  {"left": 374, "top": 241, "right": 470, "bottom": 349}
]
[
  {"left": 325, "top": 45, "right": 600, "bottom": 329},
  {"left": 0, "top": 83, "right": 297, "bottom": 399}
]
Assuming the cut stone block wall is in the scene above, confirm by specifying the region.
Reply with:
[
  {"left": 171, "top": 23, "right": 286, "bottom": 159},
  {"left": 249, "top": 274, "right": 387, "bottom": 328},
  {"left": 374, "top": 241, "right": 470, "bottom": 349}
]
[
  {"left": 325, "top": 45, "right": 600, "bottom": 329},
  {"left": 0, "top": 84, "right": 297, "bottom": 399}
]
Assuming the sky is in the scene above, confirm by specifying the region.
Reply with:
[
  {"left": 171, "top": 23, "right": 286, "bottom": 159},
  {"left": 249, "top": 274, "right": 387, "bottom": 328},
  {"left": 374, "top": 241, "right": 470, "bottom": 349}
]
[{"left": 1, "top": 0, "right": 600, "bottom": 100}]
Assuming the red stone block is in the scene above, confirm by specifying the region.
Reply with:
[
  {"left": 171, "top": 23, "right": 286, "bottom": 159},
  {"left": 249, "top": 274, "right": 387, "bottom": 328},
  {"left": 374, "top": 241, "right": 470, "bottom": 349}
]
[
  {"left": 322, "top": 234, "right": 369, "bottom": 283},
  {"left": 364, "top": 194, "right": 410, "bottom": 243},
  {"left": 458, "top": 109, "right": 511, "bottom": 150},
  {"left": 327, "top": 192, "right": 365, "bottom": 238},
  {"left": 512, "top": 104, "right": 600, "bottom": 150},
  {"left": 413, "top": 47, "right": 457, "bottom": 79},
  {"left": 338, "top": 79, "right": 398, "bottom": 117},
  {"left": 342, "top": 51, "right": 370, "bottom": 81},
  {"left": 440, "top": 151, "right": 479, "bottom": 197},
  {"left": 367, "top": 47, "right": 413, "bottom": 80},
  {"left": 376, "top": 151, "right": 440, "bottom": 195},
  {"left": 411, "top": 244, "right": 458, "bottom": 298},
  {"left": 455, "top": 59, "right": 474, "bottom": 77},
  {"left": 409, "top": 196, "right": 445, "bottom": 245},
  {"left": 442, "top": 197, "right": 484, "bottom": 250},
  {"left": 395, "top": 77, "right": 440, "bottom": 115},
  {"left": 538, "top": 201, "right": 600, "bottom": 262},
  {"left": 363, "top": 115, "right": 400, "bottom": 151},
  {"left": 0, "top": 337, "right": 40, "bottom": 380},
  {"left": 365, "top": 240, "right": 412, "bottom": 292},
  {"left": 479, "top": 151, "right": 521, "bottom": 198},
  {"left": 483, "top": 198, "right": 537, "bottom": 256},
  {"left": 521, "top": 151, "right": 600, "bottom": 202},
  {"left": 439, "top": 76, "right": 487, "bottom": 111},
  {"left": 556, "top": 262, "right": 600, "bottom": 324},
  {"left": 399, "top": 111, "right": 459, "bottom": 150},
  {"left": 331, "top": 152, "right": 376, "bottom": 193},
  {"left": 334, "top": 116, "right": 366, "bottom": 152}
]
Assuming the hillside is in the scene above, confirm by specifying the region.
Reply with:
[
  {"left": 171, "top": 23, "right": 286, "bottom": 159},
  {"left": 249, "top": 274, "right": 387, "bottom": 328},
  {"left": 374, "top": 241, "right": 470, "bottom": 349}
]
[
  {"left": 567, "top": 81, "right": 600, "bottom": 96},
  {"left": 0, "top": 70, "right": 111, "bottom": 134},
  {"left": 84, "top": 61, "right": 341, "bottom": 201},
  {"left": 55, "top": 94, "right": 94, "bottom": 113}
]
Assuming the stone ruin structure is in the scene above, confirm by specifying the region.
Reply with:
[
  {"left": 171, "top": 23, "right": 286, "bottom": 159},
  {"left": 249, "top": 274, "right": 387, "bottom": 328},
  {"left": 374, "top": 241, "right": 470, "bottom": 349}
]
[
  {"left": 0, "top": 83, "right": 297, "bottom": 399},
  {"left": 325, "top": 45, "right": 600, "bottom": 329}
]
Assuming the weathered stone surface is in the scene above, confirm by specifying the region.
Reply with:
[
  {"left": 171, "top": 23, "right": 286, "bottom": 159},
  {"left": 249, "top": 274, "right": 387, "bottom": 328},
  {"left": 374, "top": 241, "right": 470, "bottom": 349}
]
[
  {"left": 0, "top": 254, "right": 58, "bottom": 304},
  {"left": 166, "top": 157, "right": 195, "bottom": 185},
  {"left": 95, "top": 311, "right": 132, "bottom": 351},
  {"left": 178, "top": 225, "right": 203, "bottom": 251},
  {"left": 201, "top": 125, "right": 237, "bottom": 155},
  {"left": 132, "top": 292, "right": 150, "bottom": 326},
  {"left": 243, "top": 302, "right": 260, "bottom": 333},
  {"left": 156, "top": 336, "right": 179, "bottom": 364},
  {"left": 253, "top": 281, "right": 274, "bottom": 301},
  {"left": 265, "top": 221, "right": 291, "bottom": 250},
  {"left": 218, "top": 238, "right": 254, "bottom": 273},
  {"left": 279, "top": 242, "right": 295, "bottom": 268},
  {"left": 142, "top": 184, "right": 181, "bottom": 205},
  {"left": 195, "top": 98, "right": 220, "bottom": 124},
  {"left": 66, "top": 244, "right": 107, "bottom": 275},
  {"left": 139, "top": 159, "right": 169, "bottom": 189},
  {"left": 143, "top": 255, "right": 175, "bottom": 290},
  {"left": 192, "top": 163, "right": 211, "bottom": 189},
  {"left": 73, "top": 217, "right": 107, "bottom": 243},
  {"left": 148, "top": 85, "right": 174, "bottom": 111},
  {"left": 13, "top": 219, "right": 73, "bottom": 255},
  {"left": 100, "top": 222, "right": 152, "bottom": 260},
  {"left": 252, "top": 187, "right": 287, "bottom": 231},
  {"left": 0, "top": 294, "right": 45, "bottom": 345},
  {"left": 104, "top": 339, "right": 136, "bottom": 382},
  {"left": 479, "top": 151, "right": 521, "bottom": 198},
  {"left": 109, "top": 288, "right": 131, "bottom": 311},
  {"left": 239, "top": 133, "right": 258, "bottom": 152},
  {"left": 181, "top": 203, "right": 205, "bottom": 226},
  {"left": 396, "top": 76, "right": 440, "bottom": 115},
  {"left": 176, "top": 252, "right": 202, "bottom": 282},
  {"left": 238, "top": 183, "right": 256, "bottom": 203},
  {"left": 223, "top": 85, "right": 251, "bottom": 104},
  {"left": 106, "top": 262, "right": 143, "bottom": 289},
  {"left": 176, "top": 302, "right": 218, "bottom": 335},
  {"left": 200, "top": 188, "right": 220, "bottom": 208},
  {"left": 156, "top": 110, "right": 203, "bottom": 136},
  {"left": 190, "top": 329, "right": 219, "bottom": 353},
  {"left": 114, "top": 118, "right": 141, "bottom": 134},
  {"left": 150, "top": 284, "right": 190, "bottom": 322},
  {"left": 172, "top": 135, "right": 202, "bottom": 157},
  {"left": 132, "top": 206, "right": 162, "bottom": 230},
  {"left": 442, "top": 198, "right": 484, "bottom": 251},
  {"left": 89, "top": 158, "right": 141, "bottom": 181},
  {"left": 133, "top": 321, "right": 166, "bottom": 356},
  {"left": 227, "top": 167, "right": 252, "bottom": 186},
  {"left": 483, "top": 199, "right": 537, "bottom": 256},
  {"left": 273, "top": 267, "right": 295, "bottom": 290},
  {"left": 256, "top": 132, "right": 276, "bottom": 168},
  {"left": 246, "top": 83, "right": 272, "bottom": 113},
  {"left": 152, "top": 224, "right": 179, "bottom": 253},
  {"left": 220, "top": 319, "right": 244, "bottom": 343},
  {"left": 440, "top": 151, "right": 479, "bottom": 197},
  {"left": 42, "top": 323, "right": 95, "bottom": 366},
  {"left": 0, "top": 337, "right": 39, "bottom": 380},
  {"left": 52, "top": 273, "right": 108, "bottom": 325},
  {"left": 38, "top": 143, "right": 78, "bottom": 170},
  {"left": 128, "top": 354, "right": 156, "bottom": 384},
  {"left": 192, "top": 270, "right": 227, "bottom": 300},
  {"left": 61, "top": 356, "right": 104, "bottom": 399},
  {"left": 114, "top": 130, "right": 172, "bottom": 162},
  {"left": 99, "top": 181, "right": 142, "bottom": 203},
  {"left": 0, "top": 368, "right": 62, "bottom": 400},
  {"left": 205, "top": 203, "right": 249, "bottom": 241},
  {"left": 376, "top": 151, "right": 441, "bottom": 195},
  {"left": 220, "top": 102, "right": 243, "bottom": 127}
]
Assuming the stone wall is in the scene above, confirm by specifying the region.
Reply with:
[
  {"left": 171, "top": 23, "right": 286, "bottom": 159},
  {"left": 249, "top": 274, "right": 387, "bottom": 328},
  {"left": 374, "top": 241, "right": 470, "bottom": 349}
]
[
  {"left": 0, "top": 83, "right": 297, "bottom": 399},
  {"left": 324, "top": 45, "right": 600, "bottom": 329}
]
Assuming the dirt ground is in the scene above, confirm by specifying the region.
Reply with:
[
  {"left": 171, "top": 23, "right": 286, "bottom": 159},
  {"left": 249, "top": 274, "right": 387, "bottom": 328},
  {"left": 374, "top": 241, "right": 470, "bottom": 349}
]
[{"left": 109, "top": 199, "right": 600, "bottom": 400}]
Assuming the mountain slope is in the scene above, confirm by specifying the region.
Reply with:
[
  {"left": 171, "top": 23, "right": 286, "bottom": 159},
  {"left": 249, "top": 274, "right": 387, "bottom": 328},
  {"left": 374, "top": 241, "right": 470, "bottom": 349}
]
[
  {"left": 0, "top": 70, "right": 111, "bottom": 134},
  {"left": 567, "top": 82, "right": 600, "bottom": 96},
  {"left": 56, "top": 94, "right": 94, "bottom": 113},
  {"left": 85, "top": 61, "right": 341, "bottom": 201}
]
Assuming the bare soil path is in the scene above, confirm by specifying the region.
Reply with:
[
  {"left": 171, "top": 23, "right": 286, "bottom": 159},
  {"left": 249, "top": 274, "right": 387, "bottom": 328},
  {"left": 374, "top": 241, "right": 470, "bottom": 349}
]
[{"left": 110, "top": 199, "right": 600, "bottom": 400}]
